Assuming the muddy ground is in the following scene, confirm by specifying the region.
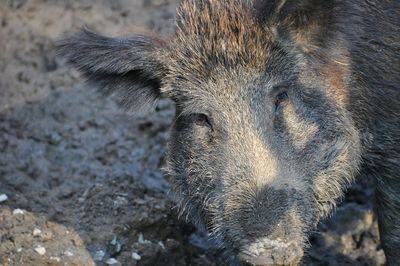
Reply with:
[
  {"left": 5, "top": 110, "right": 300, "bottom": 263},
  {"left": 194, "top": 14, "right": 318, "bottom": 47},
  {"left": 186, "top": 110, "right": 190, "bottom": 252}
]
[{"left": 0, "top": 1, "right": 387, "bottom": 265}]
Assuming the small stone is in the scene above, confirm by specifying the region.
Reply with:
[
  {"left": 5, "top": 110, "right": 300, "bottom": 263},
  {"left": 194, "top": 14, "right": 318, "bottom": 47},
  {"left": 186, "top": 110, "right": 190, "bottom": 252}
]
[
  {"left": 131, "top": 252, "right": 141, "bottom": 261},
  {"left": 34, "top": 245, "right": 46, "bottom": 255},
  {"left": 64, "top": 250, "right": 73, "bottom": 257},
  {"left": 110, "top": 236, "right": 122, "bottom": 253},
  {"left": 138, "top": 233, "right": 145, "bottom": 244},
  {"left": 12, "top": 209, "right": 24, "bottom": 215},
  {"left": 50, "top": 257, "right": 60, "bottom": 262},
  {"left": 93, "top": 250, "right": 105, "bottom": 261},
  {"left": 158, "top": 241, "right": 165, "bottom": 250},
  {"left": 0, "top": 194, "right": 8, "bottom": 203},
  {"left": 136, "top": 233, "right": 151, "bottom": 244},
  {"left": 134, "top": 198, "right": 146, "bottom": 205},
  {"left": 106, "top": 258, "right": 119, "bottom": 265},
  {"left": 33, "top": 228, "right": 42, "bottom": 236},
  {"left": 17, "top": 248, "right": 22, "bottom": 252},
  {"left": 48, "top": 132, "right": 62, "bottom": 145}
]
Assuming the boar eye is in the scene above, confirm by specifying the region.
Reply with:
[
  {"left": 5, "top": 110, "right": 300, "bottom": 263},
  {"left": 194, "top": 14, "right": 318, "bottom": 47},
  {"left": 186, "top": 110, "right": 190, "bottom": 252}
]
[
  {"left": 275, "top": 91, "right": 289, "bottom": 110},
  {"left": 194, "top": 113, "right": 213, "bottom": 130}
]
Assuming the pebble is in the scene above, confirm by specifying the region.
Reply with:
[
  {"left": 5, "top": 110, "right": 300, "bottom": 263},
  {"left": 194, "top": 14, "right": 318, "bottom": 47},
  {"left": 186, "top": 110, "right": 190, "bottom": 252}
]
[
  {"left": 33, "top": 228, "right": 42, "bottom": 236},
  {"left": 48, "top": 132, "right": 62, "bottom": 145},
  {"left": 131, "top": 252, "right": 141, "bottom": 261},
  {"left": 0, "top": 194, "right": 8, "bottom": 203},
  {"left": 110, "top": 236, "right": 122, "bottom": 253},
  {"left": 64, "top": 250, "right": 73, "bottom": 257},
  {"left": 93, "top": 250, "right": 105, "bottom": 261},
  {"left": 34, "top": 245, "right": 46, "bottom": 255},
  {"left": 134, "top": 198, "right": 146, "bottom": 205},
  {"left": 138, "top": 233, "right": 145, "bottom": 244},
  {"left": 50, "top": 257, "right": 61, "bottom": 262},
  {"left": 137, "top": 232, "right": 151, "bottom": 244},
  {"left": 12, "top": 209, "right": 24, "bottom": 215},
  {"left": 158, "top": 241, "right": 166, "bottom": 250},
  {"left": 106, "top": 258, "right": 119, "bottom": 265}
]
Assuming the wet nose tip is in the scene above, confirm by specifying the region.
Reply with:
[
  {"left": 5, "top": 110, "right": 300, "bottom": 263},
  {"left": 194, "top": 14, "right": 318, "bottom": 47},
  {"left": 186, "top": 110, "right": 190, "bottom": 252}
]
[{"left": 238, "top": 241, "right": 303, "bottom": 266}]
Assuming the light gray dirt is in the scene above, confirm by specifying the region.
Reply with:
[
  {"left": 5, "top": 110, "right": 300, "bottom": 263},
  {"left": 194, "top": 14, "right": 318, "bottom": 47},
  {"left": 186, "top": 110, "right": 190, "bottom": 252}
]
[{"left": 0, "top": 1, "right": 386, "bottom": 265}]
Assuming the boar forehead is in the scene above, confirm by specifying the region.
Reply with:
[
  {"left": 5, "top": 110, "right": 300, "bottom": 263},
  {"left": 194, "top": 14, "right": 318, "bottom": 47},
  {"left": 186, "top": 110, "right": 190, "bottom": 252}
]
[{"left": 162, "top": 0, "right": 302, "bottom": 99}]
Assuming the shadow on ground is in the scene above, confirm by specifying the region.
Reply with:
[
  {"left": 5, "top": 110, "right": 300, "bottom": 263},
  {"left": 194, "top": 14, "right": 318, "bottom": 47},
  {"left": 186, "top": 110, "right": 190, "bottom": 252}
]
[{"left": 0, "top": 87, "right": 385, "bottom": 266}]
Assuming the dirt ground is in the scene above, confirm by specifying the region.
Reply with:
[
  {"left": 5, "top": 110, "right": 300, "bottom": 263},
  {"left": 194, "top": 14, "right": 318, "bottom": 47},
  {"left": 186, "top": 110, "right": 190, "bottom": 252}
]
[{"left": 0, "top": 1, "right": 387, "bottom": 265}]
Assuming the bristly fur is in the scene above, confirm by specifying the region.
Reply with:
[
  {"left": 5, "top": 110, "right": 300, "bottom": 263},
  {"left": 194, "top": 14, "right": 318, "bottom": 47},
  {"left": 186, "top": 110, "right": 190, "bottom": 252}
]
[
  {"left": 57, "top": 28, "right": 166, "bottom": 111},
  {"left": 57, "top": 0, "right": 400, "bottom": 264},
  {"left": 162, "top": 0, "right": 293, "bottom": 112},
  {"left": 174, "top": 0, "right": 275, "bottom": 71}
]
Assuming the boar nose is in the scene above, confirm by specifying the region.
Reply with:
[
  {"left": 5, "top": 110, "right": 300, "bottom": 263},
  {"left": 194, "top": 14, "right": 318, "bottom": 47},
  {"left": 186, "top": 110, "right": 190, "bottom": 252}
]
[
  {"left": 239, "top": 188, "right": 293, "bottom": 240},
  {"left": 237, "top": 239, "right": 303, "bottom": 266}
]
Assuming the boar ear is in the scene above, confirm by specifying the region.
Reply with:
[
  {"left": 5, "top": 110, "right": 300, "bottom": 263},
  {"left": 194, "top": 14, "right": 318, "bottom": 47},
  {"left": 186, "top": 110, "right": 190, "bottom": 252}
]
[
  {"left": 57, "top": 28, "right": 166, "bottom": 110},
  {"left": 256, "top": 0, "right": 337, "bottom": 50}
]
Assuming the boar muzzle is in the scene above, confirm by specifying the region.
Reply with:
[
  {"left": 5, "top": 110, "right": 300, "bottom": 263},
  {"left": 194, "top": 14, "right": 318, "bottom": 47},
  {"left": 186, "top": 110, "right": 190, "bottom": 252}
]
[{"left": 238, "top": 239, "right": 303, "bottom": 266}]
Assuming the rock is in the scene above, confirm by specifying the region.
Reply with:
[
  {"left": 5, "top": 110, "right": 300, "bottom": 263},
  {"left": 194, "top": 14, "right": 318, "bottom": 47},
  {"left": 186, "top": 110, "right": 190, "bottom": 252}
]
[
  {"left": 48, "top": 132, "right": 62, "bottom": 145},
  {"left": 132, "top": 252, "right": 141, "bottom": 261},
  {"left": 138, "top": 232, "right": 145, "bottom": 244},
  {"left": 12, "top": 209, "right": 25, "bottom": 215},
  {"left": 107, "top": 236, "right": 122, "bottom": 256},
  {"left": 64, "top": 250, "right": 74, "bottom": 257},
  {"left": 106, "top": 258, "right": 119, "bottom": 265},
  {"left": 93, "top": 250, "right": 105, "bottom": 261},
  {"left": 50, "top": 257, "right": 61, "bottom": 262},
  {"left": 34, "top": 245, "right": 46, "bottom": 255},
  {"left": 158, "top": 241, "right": 166, "bottom": 250},
  {"left": 137, "top": 233, "right": 150, "bottom": 244},
  {"left": 0, "top": 194, "right": 8, "bottom": 203},
  {"left": 33, "top": 228, "right": 42, "bottom": 236}
]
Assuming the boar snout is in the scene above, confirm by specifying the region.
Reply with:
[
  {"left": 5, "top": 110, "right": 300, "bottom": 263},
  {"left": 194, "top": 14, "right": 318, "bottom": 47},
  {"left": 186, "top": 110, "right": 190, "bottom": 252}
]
[
  {"left": 238, "top": 239, "right": 303, "bottom": 266},
  {"left": 223, "top": 187, "right": 311, "bottom": 265}
]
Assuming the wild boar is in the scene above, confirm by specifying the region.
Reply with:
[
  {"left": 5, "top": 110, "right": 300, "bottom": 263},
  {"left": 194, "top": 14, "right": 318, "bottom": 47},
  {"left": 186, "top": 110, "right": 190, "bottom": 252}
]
[{"left": 57, "top": 0, "right": 400, "bottom": 265}]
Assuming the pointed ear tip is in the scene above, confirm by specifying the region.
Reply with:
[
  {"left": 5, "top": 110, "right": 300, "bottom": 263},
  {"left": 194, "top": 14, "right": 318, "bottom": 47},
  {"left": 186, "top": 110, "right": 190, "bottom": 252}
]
[
  {"left": 55, "top": 27, "right": 99, "bottom": 55},
  {"left": 54, "top": 38, "right": 70, "bottom": 58},
  {"left": 56, "top": 27, "right": 97, "bottom": 42},
  {"left": 55, "top": 36, "right": 77, "bottom": 59}
]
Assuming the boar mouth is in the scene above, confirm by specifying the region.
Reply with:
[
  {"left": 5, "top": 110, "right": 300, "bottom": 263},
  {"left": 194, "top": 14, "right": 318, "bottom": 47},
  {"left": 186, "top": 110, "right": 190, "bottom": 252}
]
[{"left": 237, "top": 238, "right": 303, "bottom": 266}]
